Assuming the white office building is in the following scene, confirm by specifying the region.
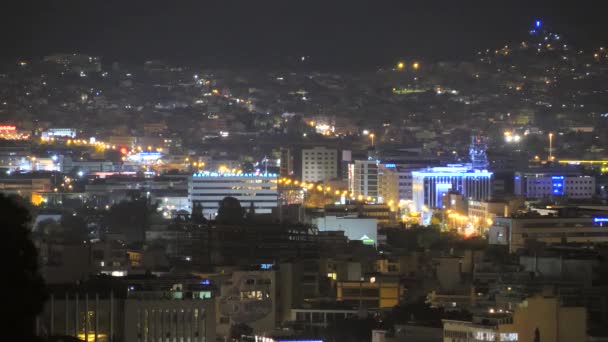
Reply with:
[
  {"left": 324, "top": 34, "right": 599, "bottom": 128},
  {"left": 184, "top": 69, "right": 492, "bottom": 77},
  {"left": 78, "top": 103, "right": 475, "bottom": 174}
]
[
  {"left": 188, "top": 171, "right": 278, "bottom": 218},
  {"left": 302, "top": 147, "right": 338, "bottom": 183}
]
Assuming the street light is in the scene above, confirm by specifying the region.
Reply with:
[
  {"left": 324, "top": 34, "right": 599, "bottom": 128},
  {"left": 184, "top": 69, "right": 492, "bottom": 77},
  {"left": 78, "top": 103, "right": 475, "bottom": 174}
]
[
  {"left": 370, "top": 133, "right": 375, "bottom": 146},
  {"left": 397, "top": 62, "right": 405, "bottom": 70}
]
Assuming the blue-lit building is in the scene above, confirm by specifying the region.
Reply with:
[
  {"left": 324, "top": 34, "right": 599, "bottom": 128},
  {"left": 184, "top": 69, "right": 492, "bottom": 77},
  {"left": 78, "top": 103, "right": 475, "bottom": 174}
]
[
  {"left": 514, "top": 170, "right": 596, "bottom": 199},
  {"left": 188, "top": 171, "right": 278, "bottom": 218},
  {"left": 412, "top": 165, "right": 493, "bottom": 222}
]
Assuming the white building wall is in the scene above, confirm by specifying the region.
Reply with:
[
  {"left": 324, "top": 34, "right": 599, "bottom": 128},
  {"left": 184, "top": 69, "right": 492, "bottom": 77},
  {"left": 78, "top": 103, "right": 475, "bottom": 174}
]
[
  {"left": 188, "top": 172, "right": 278, "bottom": 218},
  {"left": 302, "top": 147, "right": 338, "bottom": 183}
]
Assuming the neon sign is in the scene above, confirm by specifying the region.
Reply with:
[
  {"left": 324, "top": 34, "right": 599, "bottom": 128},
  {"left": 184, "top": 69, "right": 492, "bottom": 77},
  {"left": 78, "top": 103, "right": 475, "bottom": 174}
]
[{"left": 0, "top": 125, "right": 16, "bottom": 131}]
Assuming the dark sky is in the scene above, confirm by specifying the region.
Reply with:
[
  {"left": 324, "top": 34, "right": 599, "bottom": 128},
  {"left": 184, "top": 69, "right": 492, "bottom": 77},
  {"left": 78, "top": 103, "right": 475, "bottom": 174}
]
[{"left": 1, "top": 0, "right": 606, "bottom": 69}]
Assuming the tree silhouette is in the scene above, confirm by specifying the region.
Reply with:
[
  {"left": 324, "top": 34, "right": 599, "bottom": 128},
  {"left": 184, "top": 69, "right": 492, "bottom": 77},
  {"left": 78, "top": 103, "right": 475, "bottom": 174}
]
[
  {"left": 1, "top": 194, "right": 48, "bottom": 340},
  {"left": 216, "top": 197, "right": 245, "bottom": 224}
]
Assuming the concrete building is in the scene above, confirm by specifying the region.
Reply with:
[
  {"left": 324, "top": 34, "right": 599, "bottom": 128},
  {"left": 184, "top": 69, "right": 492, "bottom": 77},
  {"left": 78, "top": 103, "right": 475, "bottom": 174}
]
[
  {"left": 62, "top": 157, "right": 114, "bottom": 174},
  {"left": 468, "top": 198, "right": 524, "bottom": 233},
  {"left": 443, "top": 296, "right": 586, "bottom": 342},
  {"left": 489, "top": 216, "right": 608, "bottom": 253},
  {"left": 312, "top": 215, "right": 378, "bottom": 245},
  {"left": 378, "top": 163, "right": 399, "bottom": 208},
  {"left": 302, "top": 146, "right": 338, "bottom": 182},
  {"left": 279, "top": 147, "right": 295, "bottom": 178},
  {"left": 348, "top": 160, "right": 379, "bottom": 199},
  {"left": 290, "top": 308, "right": 358, "bottom": 329},
  {"left": 337, "top": 277, "right": 404, "bottom": 309},
  {"left": 324, "top": 203, "right": 391, "bottom": 225},
  {"left": 215, "top": 270, "right": 276, "bottom": 338},
  {"left": 37, "top": 288, "right": 215, "bottom": 342},
  {"left": 514, "top": 169, "right": 596, "bottom": 199},
  {"left": 188, "top": 171, "right": 278, "bottom": 218}
]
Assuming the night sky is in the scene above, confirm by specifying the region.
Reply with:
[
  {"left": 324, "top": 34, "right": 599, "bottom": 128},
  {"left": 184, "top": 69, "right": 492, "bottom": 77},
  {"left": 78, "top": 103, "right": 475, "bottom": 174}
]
[{"left": 1, "top": 0, "right": 606, "bottom": 69}]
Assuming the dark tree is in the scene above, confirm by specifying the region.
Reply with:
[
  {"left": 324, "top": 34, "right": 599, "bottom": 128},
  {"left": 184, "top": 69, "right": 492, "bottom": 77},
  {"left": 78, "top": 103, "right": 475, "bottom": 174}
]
[
  {"left": 216, "top": 197, "right": 244, "bottom": 224},
  {"left": 59, "top": 212, "right": 89, "bottom": 243},
  {"left": 246, "top": 202, "right": 256, "bottom": 221},
  {"left": 0, "top": 194, "right": 47, "bottom": 339},
  {"left": 104, "top": 199, "right": 155, "bottom": 242},
  {"left": 191, "top": 201, "right": 207, "bottom": 223}
]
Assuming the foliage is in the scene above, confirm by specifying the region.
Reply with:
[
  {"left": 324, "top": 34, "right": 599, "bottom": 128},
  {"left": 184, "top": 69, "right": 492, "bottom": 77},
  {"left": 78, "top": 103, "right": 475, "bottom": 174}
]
[
  {"left": 103, "top": 198, "right": 156, "bottom": 242},
  {"left": 216, "top": 197, "right": 245, "bottom": 224},
  {"left": 0, "top": 194, "right": 48, "bottom": 339}
]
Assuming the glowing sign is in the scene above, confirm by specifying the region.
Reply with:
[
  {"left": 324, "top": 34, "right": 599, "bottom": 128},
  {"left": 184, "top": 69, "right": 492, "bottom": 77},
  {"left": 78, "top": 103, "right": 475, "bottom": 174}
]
[
  {"left": 193, "top": 171, "right": 278, "bottom": 178},
  {"left": 0, "top": 125, "right": 16, "bottom": 131},
  {"left": 260, "top": 263, "right": 273, "bottom": 269},
  {"left": 535, "top": 20, "right": 542, "bottom": 28},
  {"left": 384, "top": 163, "right": 396, "bottom": 168},
  {"left": 594, "top": 217, "right": 608, "bottom": 223},
  {"left": 199, "top": 279, "right": 210, "bottom": 285},
  {"left": 360, "top": 235, "right": 375, "bottom": 245},
  {"left": 552, "top": 176, "right": 564, "bottom": 195}
]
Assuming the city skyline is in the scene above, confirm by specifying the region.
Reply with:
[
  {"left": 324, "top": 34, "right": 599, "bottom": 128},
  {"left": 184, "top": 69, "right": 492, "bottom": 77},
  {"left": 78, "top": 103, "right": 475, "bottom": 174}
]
[{"left": 2, "top": 1, "right": 608, "bottom": 68}]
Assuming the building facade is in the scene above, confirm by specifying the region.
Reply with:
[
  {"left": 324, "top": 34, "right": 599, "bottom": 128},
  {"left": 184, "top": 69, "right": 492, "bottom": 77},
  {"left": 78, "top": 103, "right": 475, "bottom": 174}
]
[
  {"left": 412, "top": 165, "right": 492, "bottom": 222},
  {"left": 348, "top": 160, "right": 379, "bottom": 199},
  {"left": 301, "top": 146, "right": 338, "bottom": 183},
  {"left": 489, "top": 216, "right": 608, "bottom": 253},
  {"left": 514, "top": 170, "right": 596, "bottom": 199},
  {"left": 312, "top": 215, "right": 378, "bottom": 245},
  {"left": 443, "top": 296, "right": 586, "bottom": 342},
  {"left": 188, "top": 171, "right": 278, "bottom": 218}
]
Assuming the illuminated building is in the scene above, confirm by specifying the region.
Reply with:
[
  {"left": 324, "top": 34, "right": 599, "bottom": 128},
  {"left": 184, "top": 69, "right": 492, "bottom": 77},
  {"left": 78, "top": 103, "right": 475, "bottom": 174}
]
[
  {"left": 372, "top": 149, "right": 441, "bottom": 202},
  {"left": 188, "top": 171, "right": 278, "bottom": 218},
  {"left": 467, "top": 198, "right": 524, "bottom": 233},
  {"left": 324, "top": 203, "right": 391, "bottom": 225},
  {"left": 348, "top": 160, "right": 378, "bottom": 198},
  {"left": 378, "top": 163, "right": 399, "bottom": 207},
  {"left": 411, "top": 165, "right": 493, "bottom": 223},
  {"left": 514, "top": 170, "right": 595, "bottom": 199},
  {"left": 443, "top": 295, "right": 586, "bottom": 342},
  {"left": 301, "top": 146, "right": 338, "bottom": 182},
  {"left": 41, "top": 128, "right": 77, "bottom": 139},
  {"left": 0, "top": 125, "right": 29, "bottom": 140},
  {"left": 37, "top": 285, "right": 216, "bottom": 342},
  {"left": 489, "top": 216, "right": 608, "bottom": 253},
  {"left": 337, "top": 277, "right": 404, "bottom": 309}
]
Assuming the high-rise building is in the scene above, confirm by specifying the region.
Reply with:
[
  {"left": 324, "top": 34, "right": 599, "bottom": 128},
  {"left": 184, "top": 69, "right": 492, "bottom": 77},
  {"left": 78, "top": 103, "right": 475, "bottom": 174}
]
[
  {"left": 378, "top": 163, "right": 399, "bottom": 208},
  {"left": 188, "top": 171, "right": 278, "bottom": 218},
  {"left": 279, "top": 147, "right": 295, "bottom": 177},
  {"left": 348, "top": 160, "right": 378, "bottom": 198},
  {"left": 301, "top": 147, "right": 338, "bottom": 183}
]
